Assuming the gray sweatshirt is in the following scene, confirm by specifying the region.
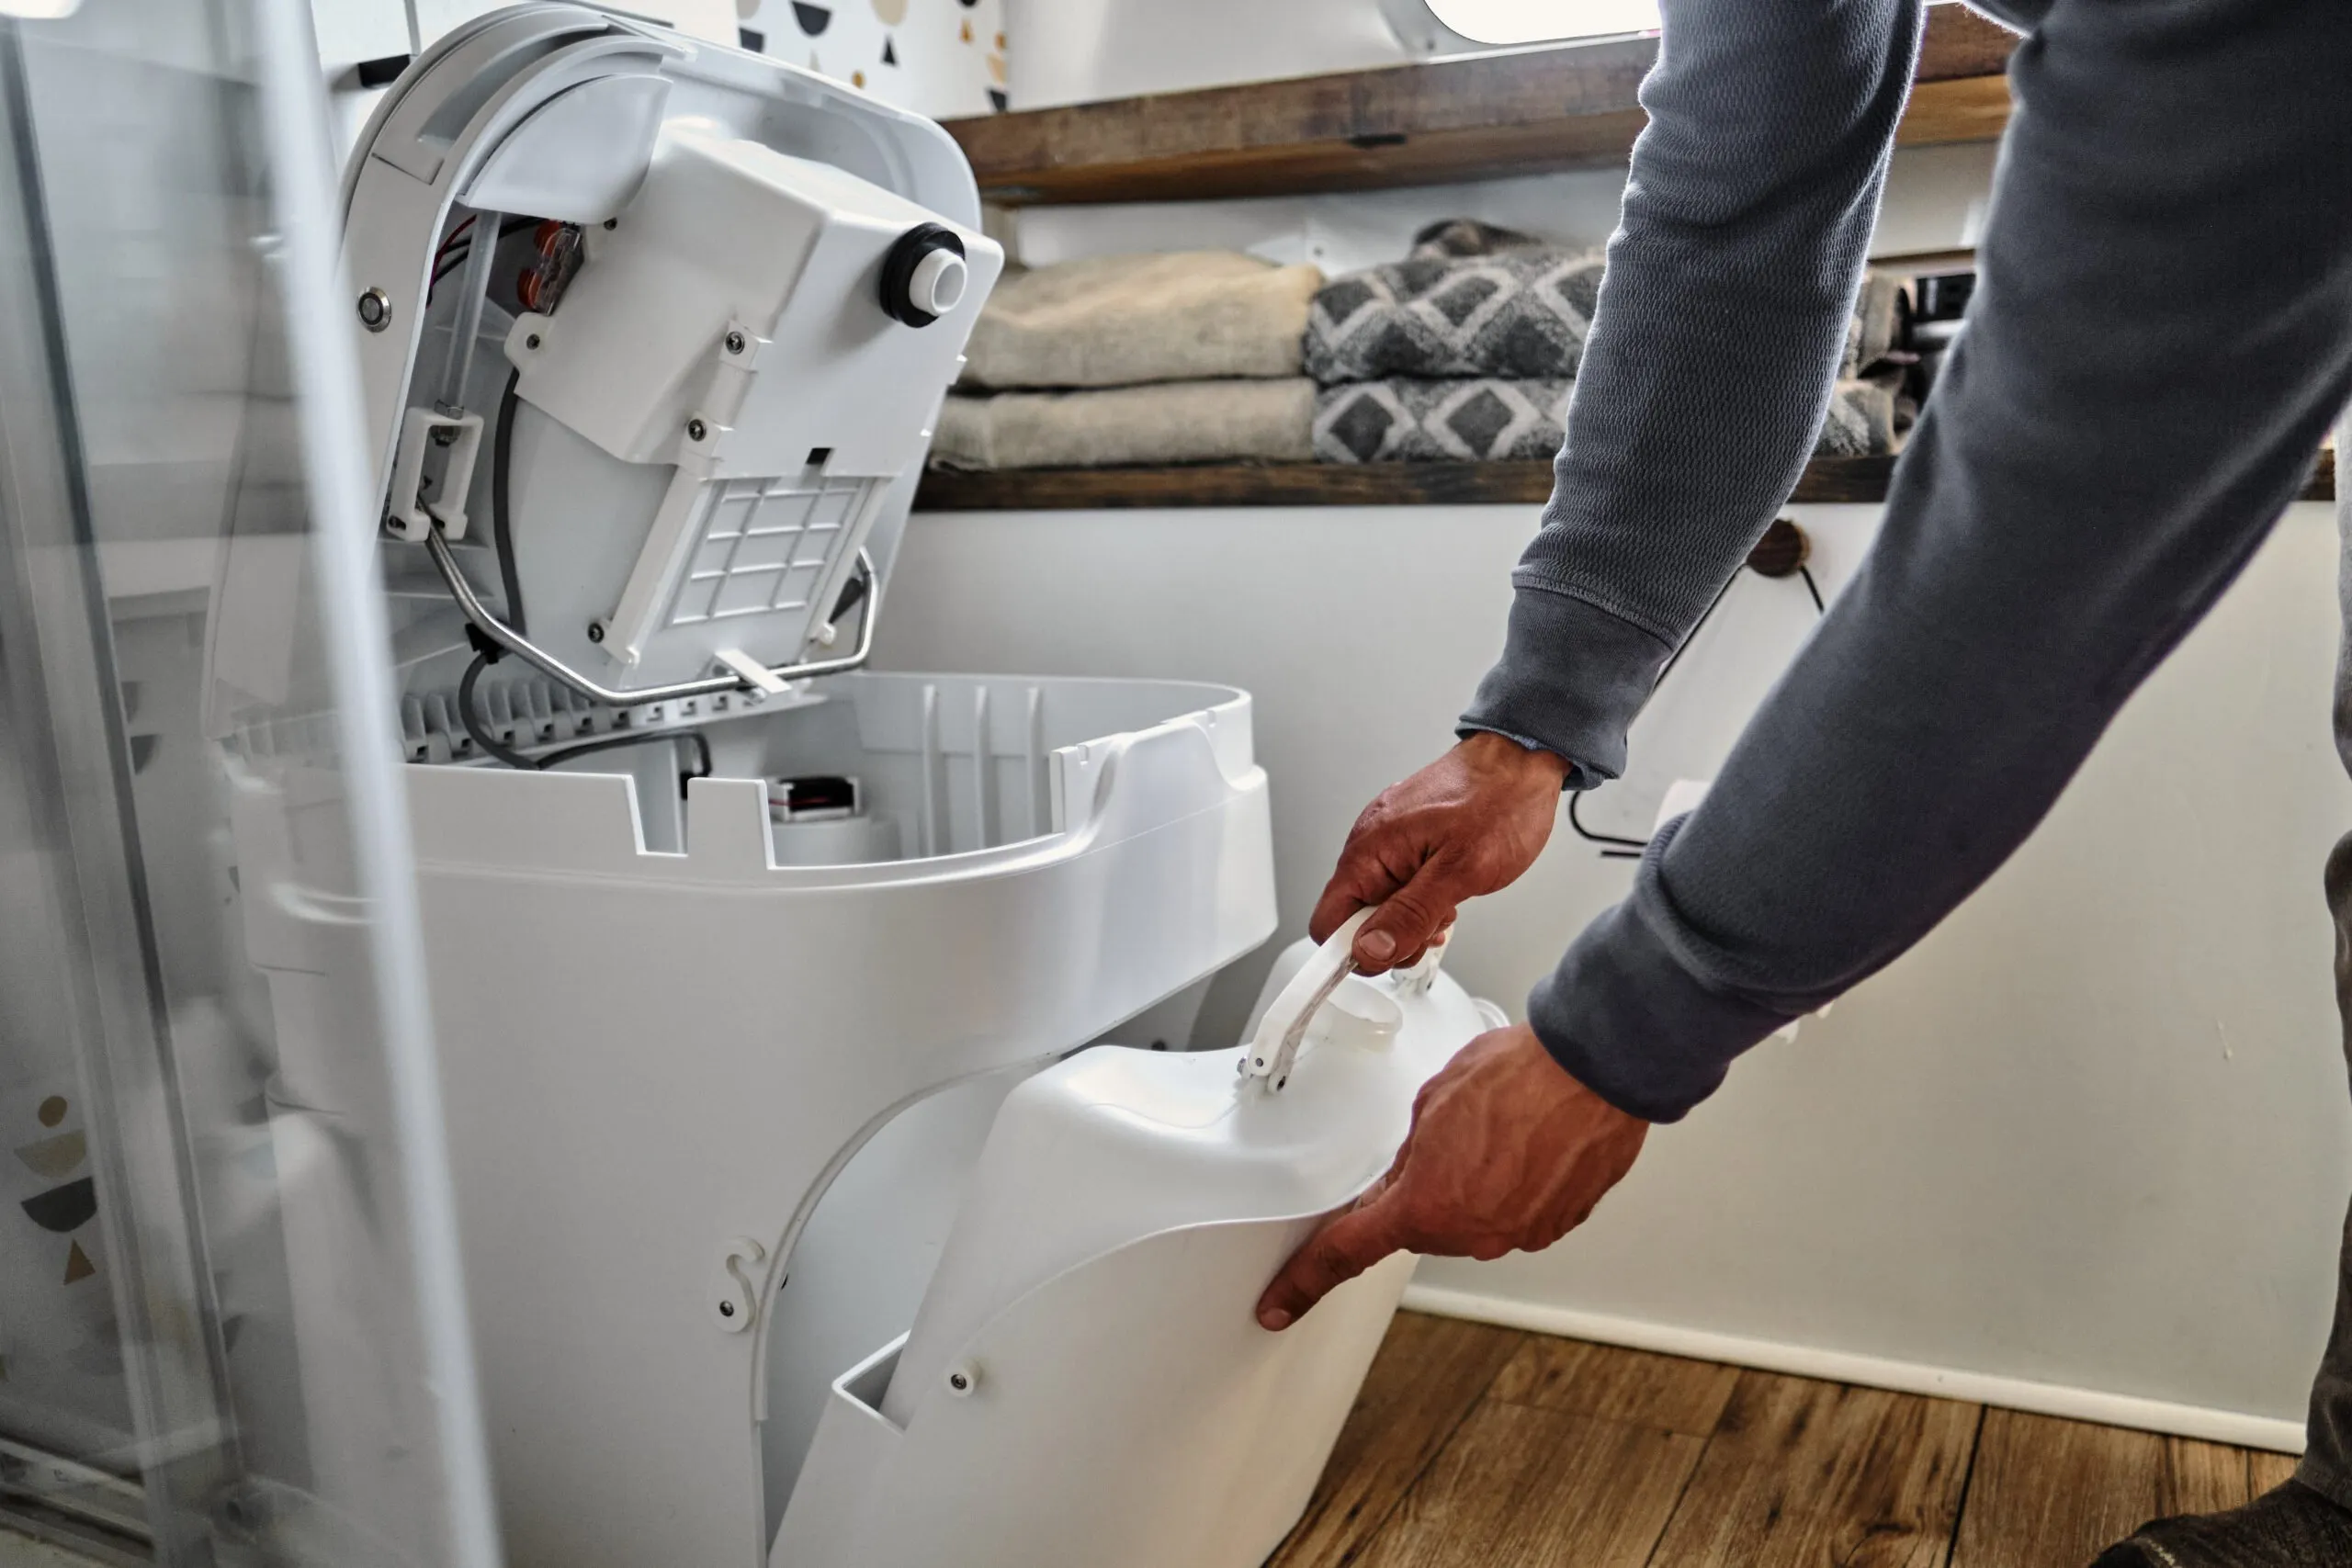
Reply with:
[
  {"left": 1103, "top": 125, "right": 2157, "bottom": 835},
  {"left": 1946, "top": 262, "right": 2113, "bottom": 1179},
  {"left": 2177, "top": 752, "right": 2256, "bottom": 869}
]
[{"left": 1461, "top": 0, "right": 2352, "bottom": 1121}]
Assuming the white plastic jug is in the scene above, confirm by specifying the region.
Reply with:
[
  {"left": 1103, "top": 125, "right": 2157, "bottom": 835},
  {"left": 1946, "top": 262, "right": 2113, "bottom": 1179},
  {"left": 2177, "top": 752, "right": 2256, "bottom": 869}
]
[{"left": 772, "top": 913, "right": 1496, "bottom": 1568}]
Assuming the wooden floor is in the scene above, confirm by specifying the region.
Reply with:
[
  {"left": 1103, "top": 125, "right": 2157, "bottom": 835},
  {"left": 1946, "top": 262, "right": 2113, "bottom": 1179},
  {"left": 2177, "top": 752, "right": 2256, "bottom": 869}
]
[{"left": 1269, "top": 1314, "right": 2301, "bottom": 1568}]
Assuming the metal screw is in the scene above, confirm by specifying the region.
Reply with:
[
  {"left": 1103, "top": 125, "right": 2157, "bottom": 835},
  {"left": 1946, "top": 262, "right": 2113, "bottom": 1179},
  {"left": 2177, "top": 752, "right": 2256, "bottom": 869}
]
[
  {"left": 724, "top": 330, "right": 746, "bottom": 355},
  {"left": 719, "top": 1301, "right": 735, "bottom": 1318},
  {"left": 587, "top": 621, "right": 606, "bottom": 644},
  {"left": 686, "top": 417, "right": 708, "bottom": 441},
  {"left": 945, "top": 1363, "right": 977, "bottom": 1396},
  {"left": 526, "top": 333, "right": 542, "bottom": 350},
  {"left": 356, "top": 287, "right": 391, "bottom": 333}
]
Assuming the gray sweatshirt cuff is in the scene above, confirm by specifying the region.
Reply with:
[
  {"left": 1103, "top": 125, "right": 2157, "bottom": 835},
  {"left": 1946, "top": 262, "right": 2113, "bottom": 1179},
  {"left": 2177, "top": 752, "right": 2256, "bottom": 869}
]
[
  {"left": 1457, "top": 585, "right": 1674, "bottom": 791},
  {"left": 1524, "top": 818, "right": 1797, "bottom": 1122}
]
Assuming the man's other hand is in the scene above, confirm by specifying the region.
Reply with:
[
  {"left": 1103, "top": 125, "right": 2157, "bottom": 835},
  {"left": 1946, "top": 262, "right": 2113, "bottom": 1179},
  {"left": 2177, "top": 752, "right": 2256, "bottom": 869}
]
[
  {"left": 1255, "top": 1023, "right": 1648, "bottom": 1330},
  {"left": 1311, "top": 733, "right": 1569, "bottom": 975}
]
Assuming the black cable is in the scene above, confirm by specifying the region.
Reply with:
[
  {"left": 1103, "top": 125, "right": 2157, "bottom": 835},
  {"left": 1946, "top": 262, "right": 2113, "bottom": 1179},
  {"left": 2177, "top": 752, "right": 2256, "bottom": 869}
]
[
  {"left": 1650, "top": 564, "right": 1743, "bottom": 692},
  {"left": 462, "top": 649, "right": 713, "bottom": 795},
  {"left": 492, "top": 367, "right": 526, "bottom": 634},
  {"left": 1565, "top": 570, "right": 1743, "bottom": 853},
  {"left": 453, "top": 338, "right": 712, "bottom": 793},
  {"left": 1566, "top": 563, "right": 1830, "bottom": 855},
  {"left": 539, "top": 729, "right": 714, "bottom": 798},
  {"left": 1566, "top": 792, "right": 1648, "bottom": 852},
  {"left": 458, "top": 652, "right": 539, "bottom": 770},
  {"left": 445, "top": 241, "right": 710, "bottom": 792},
  {"left": 452, "top": 360, "right": 536, "bottom": 773},
  {"left": 431, "top": 218, "right": 538, "bottom": 287}
]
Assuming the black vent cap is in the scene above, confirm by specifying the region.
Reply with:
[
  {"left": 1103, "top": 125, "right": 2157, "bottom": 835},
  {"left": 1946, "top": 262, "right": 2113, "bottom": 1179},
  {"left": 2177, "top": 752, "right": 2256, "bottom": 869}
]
[{"left": 879, "top": 223, "right": 967, "bottom": 328}]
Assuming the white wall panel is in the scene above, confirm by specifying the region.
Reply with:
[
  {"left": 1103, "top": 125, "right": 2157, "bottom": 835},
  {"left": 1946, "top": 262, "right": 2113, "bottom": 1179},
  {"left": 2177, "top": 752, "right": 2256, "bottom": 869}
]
[
  {"left": 1004, "top": 141, "right": 1998, "bottom": 276},
  {"left": 876, "top": 498, "right": 2352, "bottom": 1439}
]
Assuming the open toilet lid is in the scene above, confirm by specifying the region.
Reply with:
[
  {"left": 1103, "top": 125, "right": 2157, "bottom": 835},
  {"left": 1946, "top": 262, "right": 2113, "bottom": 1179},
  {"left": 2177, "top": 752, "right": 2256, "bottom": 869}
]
[{"left": 324, "top": 5, "right": 1000, "bottom": 708}]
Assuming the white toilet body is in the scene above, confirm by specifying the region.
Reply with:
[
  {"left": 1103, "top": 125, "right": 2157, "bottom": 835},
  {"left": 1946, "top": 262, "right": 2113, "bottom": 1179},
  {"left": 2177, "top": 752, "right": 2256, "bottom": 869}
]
[{"left": 211, "top": 9, "right": 1497, "bottom": 1564}]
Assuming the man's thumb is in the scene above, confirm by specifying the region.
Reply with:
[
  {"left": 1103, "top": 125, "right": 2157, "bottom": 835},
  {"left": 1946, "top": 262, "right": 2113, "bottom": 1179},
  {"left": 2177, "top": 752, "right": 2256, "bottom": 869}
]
[{"left": 1351, "top": 875, "right": 1448, "bottom": 972}]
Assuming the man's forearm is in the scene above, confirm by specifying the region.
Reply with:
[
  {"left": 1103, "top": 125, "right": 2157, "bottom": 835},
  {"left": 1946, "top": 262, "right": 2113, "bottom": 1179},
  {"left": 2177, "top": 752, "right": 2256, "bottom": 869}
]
[
  {"left": 1462, "top": 0, "right": 1926, "bottom": 787},
  {"left": 1532, "top": 0, "right": 2352, "bottom": 1121}
]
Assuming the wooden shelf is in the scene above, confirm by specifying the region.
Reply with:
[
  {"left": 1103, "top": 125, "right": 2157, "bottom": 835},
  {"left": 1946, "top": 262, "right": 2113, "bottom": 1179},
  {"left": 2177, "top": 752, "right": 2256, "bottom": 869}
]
[
  {"left": 944, "top": 9, "right": 2017, "bottom": 207},
  {"left": 915, "top": 456, "right": 1876, "bottom": 510},
  {"left": 914, "top": 452, "right": 2335, "bottom": 512}
]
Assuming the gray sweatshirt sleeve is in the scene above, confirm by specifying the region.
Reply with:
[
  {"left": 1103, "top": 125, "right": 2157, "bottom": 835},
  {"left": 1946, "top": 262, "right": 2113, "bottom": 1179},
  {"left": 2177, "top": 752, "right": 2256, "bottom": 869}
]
[
  {"left": 1460, "top": 0, "right": 1926, "bottom": 788},
  {"left": 1511, "top": 0, "right": 2352, "bottom": 1122}
]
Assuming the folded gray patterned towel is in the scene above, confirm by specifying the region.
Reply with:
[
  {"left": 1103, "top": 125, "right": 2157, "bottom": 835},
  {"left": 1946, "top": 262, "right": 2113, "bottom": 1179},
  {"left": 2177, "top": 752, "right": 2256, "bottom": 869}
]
[
  {"left": 933, "top": 378, "right": 1317, "bottom": 469},
  {"left": 1817, "top": 375, "right": 1905, "bottom": 457},
  {"left": 1306, "top": 222, "right": 1606, "bottom": 385},
  {"left": 959, "top": 252, "right": 1324, "bottom": 390},
  {"left": 1844, "top": 269, "right": 1905, "bottom": 380},
  {"left": 1313, "top": 375, "right": 1904, "bottom": 464},
  {"left": 1307, "top": 219, "right": 1905, "bottom": 386}
]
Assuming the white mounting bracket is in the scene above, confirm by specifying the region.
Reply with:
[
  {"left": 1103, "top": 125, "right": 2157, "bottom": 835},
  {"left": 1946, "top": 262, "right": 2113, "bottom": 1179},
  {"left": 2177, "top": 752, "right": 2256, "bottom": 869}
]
[
  {"left": 712, "top": 1235, "right": 767, "bottom": 1334},
  {"left": 715, "top": 647, "right": 787, "bottom": 697},
  {"left": 387, "top": 406, "right": 485, "bottom": 542}
]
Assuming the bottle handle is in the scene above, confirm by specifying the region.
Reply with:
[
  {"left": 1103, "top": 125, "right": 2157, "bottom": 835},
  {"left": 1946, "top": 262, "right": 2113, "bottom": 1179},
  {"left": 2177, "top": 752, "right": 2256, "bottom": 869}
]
[{"left": 1242, "top": 908, "right": 1374, "bottom": 1094}]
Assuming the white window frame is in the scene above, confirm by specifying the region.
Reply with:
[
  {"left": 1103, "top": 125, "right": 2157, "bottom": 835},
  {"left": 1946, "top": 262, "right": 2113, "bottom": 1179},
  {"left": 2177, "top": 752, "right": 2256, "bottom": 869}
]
[{"left": 1385, "top": 0, "right": 1658, "bottom": 52}]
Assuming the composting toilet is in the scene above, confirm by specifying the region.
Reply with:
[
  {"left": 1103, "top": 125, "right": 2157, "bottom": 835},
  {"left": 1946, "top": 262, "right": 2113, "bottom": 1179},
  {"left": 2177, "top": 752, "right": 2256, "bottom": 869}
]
[{"left": 207, "top": 8, "right": 1498, "bottom": 1563}]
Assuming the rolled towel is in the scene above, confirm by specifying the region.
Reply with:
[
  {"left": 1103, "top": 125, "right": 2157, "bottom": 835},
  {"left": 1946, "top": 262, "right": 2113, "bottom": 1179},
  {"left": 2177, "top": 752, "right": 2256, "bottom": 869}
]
[
  {"left": 1313, "top": 377, "right": 1905, "bottom": 464},
  {"left": 959, "top": 252, "right": 1324, "bottom": 390},
  {"left": 933, "top": 378, "right": 1317, "bottom": 469}
]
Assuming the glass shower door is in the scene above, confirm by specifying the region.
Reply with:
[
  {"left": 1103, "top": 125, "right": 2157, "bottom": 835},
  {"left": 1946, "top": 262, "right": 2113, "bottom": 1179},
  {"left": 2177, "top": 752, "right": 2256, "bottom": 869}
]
[{"left": 0, "top": 0, "right": 497, "bottom": 1562}]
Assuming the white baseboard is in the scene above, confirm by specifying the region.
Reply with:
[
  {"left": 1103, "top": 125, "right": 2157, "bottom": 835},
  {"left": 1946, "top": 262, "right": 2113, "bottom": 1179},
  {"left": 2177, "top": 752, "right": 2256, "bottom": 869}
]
[{"left": 1399, "top": 1283, "right": 2308, "bottom": 1456}]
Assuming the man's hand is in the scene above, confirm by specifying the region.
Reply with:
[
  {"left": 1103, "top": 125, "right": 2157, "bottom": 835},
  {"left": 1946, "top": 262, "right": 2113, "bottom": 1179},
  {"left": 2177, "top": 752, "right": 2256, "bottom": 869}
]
[
  {"left": 1256, "top": 1023, "right": 1647, "bottom": 1330},
  {"left": 1311, "top": 733, "right": 1569, "bottom": 975}
]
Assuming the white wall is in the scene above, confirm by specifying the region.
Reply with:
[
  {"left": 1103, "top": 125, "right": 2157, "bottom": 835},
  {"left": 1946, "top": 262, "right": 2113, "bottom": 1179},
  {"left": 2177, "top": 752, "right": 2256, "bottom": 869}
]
[
  {"left": 1003, "top": 0, "right": 1986, "bottom": 121},
  {"left": 310, "top": 0, "right": 1001, "bottom": 159},
  {"left": 1006, "top": 141, "right": 1995, "bottom": 278},
  {"left": 999, "top": 0, "right": 1997, "bottom": 273},
  {"left": 874, "top": 498, "right": 2352, "bottom": 1446},
  {"left": 1005, "top": 0, "right": 1417, "bottom": 107},
  {"left": 735, "top": 0, "right": 1008, "bottom": 118}
]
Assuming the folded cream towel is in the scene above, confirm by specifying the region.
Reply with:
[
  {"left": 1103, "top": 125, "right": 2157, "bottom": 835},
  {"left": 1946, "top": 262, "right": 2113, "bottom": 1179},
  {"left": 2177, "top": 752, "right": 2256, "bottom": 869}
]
[
  {"left": 959, "top": 252, "right": 1323, "bottom": 390},
  {"left": 933, "top": 379, "right": 1317, "bottom": 469}
]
